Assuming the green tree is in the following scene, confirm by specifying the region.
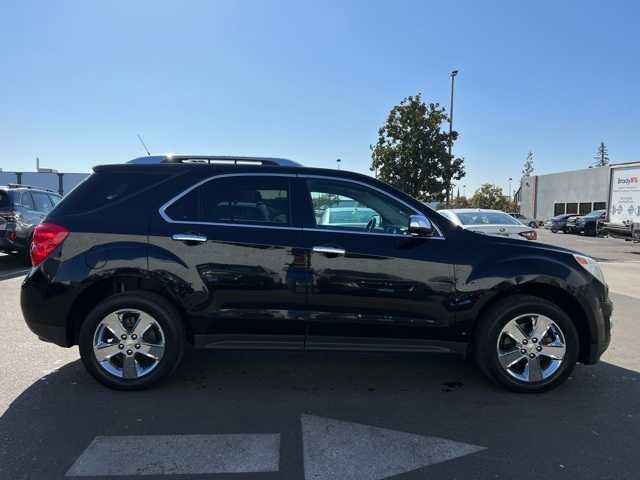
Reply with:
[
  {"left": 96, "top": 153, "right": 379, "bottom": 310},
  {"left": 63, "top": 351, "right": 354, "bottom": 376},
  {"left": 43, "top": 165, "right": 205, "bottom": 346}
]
[
  {"left": 370, "top": 93, "right": 465, "bottom": 202},
  {"left": 449, "top": 195, "right": 471, "bottom": 208},
  {"left": 522, "top": 150, "right": 534, "bottom": 177},
  {"left": 471, "top": 184, "right": 513, "bottom": 211},
  {"left": 593, "top": 141, "right": 610, "bottom": 167}
]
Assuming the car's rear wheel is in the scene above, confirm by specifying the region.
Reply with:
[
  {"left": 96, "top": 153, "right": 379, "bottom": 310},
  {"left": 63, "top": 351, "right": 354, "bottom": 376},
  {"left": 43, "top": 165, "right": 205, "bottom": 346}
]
[
  {"left": 474, "top": 294, "right": 579, "bottom": 393},
  {"left": 79, "top": 292, "right": 185, "bottom": 390}
]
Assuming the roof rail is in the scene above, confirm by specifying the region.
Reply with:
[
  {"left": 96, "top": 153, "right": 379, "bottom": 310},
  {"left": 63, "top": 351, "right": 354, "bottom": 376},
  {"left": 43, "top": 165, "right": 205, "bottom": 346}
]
[
  {"left": 127, "top": 155, "right": 302, "bottom": 167},
  {"left": 6, "top": 183, "right": 57, "bottom": 194}
]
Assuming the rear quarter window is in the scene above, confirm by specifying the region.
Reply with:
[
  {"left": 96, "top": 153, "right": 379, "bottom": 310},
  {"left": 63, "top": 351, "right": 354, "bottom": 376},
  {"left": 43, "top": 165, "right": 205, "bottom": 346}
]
[{"left": 52, "top": 171, "right": 170, "bottom": 216}]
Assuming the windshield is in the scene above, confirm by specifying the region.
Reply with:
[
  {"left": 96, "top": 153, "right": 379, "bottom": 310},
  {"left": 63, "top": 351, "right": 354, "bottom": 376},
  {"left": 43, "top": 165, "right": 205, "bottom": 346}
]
[
  {"left": 456, "top": 211, "right": 521, "bottom": 226},
  {"left": 585, "top": 210, "right": 605, "bottom": 218}
]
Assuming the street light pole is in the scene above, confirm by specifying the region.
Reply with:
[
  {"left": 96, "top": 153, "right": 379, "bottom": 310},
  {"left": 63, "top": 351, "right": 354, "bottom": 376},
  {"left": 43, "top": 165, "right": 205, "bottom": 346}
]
[
  {"left": 447, "top": 70, "right": 459, "bottom": 205},
  {"left": 508, "top": 177, "right": 513, "bottom": 200},
  {"left": 336, "top": 158, "right": 341, "bottom": 170}
]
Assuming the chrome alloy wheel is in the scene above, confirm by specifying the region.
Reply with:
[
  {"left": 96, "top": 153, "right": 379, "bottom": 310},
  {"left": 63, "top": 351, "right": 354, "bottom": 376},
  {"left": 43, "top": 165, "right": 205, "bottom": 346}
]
[
  {"left": 496, "top": 313, "right": 567, "bottom": 383},
  {"left": 92, "top": 309, "right": 166, "bottom": 379}
]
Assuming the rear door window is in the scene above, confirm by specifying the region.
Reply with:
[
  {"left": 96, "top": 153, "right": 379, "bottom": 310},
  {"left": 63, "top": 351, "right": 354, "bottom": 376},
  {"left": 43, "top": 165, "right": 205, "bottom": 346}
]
[
  {"left": 165, "top": 175, "right": 291, "bottom": 226},
  {"left": 31, "top": 191, "right": 54, "bottom": 213},
  {"left": 20, "top": 192, "right": 35, "bottom": 210}
]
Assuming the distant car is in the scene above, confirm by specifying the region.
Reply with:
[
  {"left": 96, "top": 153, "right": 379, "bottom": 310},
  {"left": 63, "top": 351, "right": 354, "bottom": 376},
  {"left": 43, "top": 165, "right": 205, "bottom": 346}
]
[
  {"left": 564, "top": 215, "right": 582, "bottom": 234},
  {"left": 575, "top": 210, "right": 607, "bottom": 236},
  {"left": 438, "top": 208, "right": 538, "bottom": 240},
  {"left": 545, "top": 214, "right": 580, "bottom": 233},
  {"left": 508, "top": 212, "right": 539, "bottom": 228},
  {"left": 0, "top": 184, "right": 62, "bottom": 264}
]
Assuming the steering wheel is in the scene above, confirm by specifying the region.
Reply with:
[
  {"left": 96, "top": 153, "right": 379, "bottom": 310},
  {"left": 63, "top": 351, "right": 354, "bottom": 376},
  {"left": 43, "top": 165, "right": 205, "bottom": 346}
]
[{"left": 365, "top": 216, "right": 378, "bottom": 232}]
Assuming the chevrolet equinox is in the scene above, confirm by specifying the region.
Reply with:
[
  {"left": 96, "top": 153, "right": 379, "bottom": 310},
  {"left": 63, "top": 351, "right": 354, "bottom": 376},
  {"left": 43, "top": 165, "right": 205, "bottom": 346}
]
[{"left": 20, "top": 155, "right": 613, "bottom": 392}]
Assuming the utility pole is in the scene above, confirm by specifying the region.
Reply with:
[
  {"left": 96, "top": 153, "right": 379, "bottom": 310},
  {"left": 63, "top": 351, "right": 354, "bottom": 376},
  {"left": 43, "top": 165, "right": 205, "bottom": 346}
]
[{"left": 447, "top": 70, "right": 459, "bottom": 205}]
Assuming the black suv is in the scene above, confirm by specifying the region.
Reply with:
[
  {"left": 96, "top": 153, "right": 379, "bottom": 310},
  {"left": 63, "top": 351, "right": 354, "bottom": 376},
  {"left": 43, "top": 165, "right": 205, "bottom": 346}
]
[
  {"left": 0, "top": 184, "right": 62, "bottom": 263},
  {"left": 575, "top": 209, "right": 607, "bottom": 236},
  {"left": 21, "top": 156, "right": 613, "bottom": 392}
]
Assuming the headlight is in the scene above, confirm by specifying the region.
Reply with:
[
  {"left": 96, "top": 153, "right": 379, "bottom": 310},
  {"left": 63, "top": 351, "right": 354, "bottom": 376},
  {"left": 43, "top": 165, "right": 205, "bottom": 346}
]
[{"left": 573, "top": 254, "right": 606, "bottom": 285}]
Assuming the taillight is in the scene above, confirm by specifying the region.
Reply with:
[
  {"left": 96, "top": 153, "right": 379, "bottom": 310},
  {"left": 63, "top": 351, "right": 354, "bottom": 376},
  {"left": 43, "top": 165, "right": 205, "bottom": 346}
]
[
  {"left": 30, "top": 223, "right": 69, "bottom": 266},
  {"left": 519, "top": 230, "right": 537, "bottom": 240}
]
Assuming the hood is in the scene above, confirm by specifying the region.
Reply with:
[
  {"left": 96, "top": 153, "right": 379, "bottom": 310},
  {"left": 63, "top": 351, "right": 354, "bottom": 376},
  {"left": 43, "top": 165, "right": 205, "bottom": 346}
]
[{"left": 466, "top": 227, "right": 583, "bottom": 257}]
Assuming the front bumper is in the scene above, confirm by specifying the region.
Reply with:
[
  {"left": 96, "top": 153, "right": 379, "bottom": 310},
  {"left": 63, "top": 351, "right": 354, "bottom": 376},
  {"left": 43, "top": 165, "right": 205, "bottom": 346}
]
[{"left": 583, "top": 286, "right": 613, "bottom": 364}]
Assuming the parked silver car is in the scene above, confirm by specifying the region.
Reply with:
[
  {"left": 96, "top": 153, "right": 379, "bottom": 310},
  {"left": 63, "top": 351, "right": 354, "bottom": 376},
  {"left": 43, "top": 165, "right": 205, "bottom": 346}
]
[{"left": 438, "top": 208, "right": 538, "bottom": 240}]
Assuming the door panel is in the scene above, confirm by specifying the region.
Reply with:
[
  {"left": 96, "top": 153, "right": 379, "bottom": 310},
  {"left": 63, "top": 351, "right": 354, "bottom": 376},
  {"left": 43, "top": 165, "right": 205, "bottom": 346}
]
[
  {"left": 305, "top": 230, "right": 455, "bottom": 341},
  {"left": 299, "top": 176, "right": 457, "bottom": 344},
  {"left": 148, "top": 174, "right": 310, "bottom": 348}
]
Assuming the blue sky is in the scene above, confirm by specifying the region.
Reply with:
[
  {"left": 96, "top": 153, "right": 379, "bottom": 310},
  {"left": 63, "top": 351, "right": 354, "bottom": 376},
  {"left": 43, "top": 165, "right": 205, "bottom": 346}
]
[{"left": 1, "top": 0, "right": 639, "bottom": 195}]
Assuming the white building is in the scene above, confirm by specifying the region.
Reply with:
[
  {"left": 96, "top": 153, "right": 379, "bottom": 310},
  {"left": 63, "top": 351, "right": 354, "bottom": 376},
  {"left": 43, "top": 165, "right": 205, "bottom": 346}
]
[{"left": 517, "top": 162, "right": 640, "bottom": 221}]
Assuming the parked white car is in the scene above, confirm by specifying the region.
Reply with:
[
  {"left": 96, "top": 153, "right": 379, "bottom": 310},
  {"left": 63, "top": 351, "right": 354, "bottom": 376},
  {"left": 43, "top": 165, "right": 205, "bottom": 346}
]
[{"left": 438, "top": 208, "right": 538, "bottom": 240}]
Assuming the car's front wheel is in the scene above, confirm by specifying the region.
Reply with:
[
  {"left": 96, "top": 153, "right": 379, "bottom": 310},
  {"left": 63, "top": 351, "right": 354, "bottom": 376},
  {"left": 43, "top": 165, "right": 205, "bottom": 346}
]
[
  {"left": 79, "top": 291, "right": 185, "bottom": 390},
  {"left": 474, "top": 294, "right": 579, "bottom": 393}
]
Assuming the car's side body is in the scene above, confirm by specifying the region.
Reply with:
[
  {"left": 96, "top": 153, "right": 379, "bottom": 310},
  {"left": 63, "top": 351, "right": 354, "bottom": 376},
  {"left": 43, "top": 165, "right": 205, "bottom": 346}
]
[
  {"left": 545, "top": 214, "right": 579, "bottom": 233},
  {"left": 21, "top": 163, "right": 612, "bottom": 369}
]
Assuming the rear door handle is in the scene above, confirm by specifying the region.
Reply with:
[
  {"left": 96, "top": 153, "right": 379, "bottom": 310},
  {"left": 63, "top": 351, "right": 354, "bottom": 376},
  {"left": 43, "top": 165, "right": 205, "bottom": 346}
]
[
  {"left": 172, "top": 233, "right": 207, "bottom": 243},
  {"left": 312, "top": 246, "right": 346, "bottom": 256}
]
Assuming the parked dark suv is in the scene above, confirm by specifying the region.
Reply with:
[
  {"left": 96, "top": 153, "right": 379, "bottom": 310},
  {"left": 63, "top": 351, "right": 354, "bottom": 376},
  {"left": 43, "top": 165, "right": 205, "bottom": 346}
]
[
  {"left": 21, "top": 156, "right": 613, "bottom": 392},
  {"left": 575, "top": 209, "right": 606, "bottom": 236},
  {"left": 0, "top": 184, "right": 62, "bottom": 263}
]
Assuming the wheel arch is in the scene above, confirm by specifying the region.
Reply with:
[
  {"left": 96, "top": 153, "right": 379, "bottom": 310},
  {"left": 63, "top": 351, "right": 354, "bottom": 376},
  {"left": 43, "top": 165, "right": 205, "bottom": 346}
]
[
  {"left": 472, "top": 282, "right": 593, "bottom": 364},
  {"left": 67, "top": 275, "right": 192, "bottom": 346}
]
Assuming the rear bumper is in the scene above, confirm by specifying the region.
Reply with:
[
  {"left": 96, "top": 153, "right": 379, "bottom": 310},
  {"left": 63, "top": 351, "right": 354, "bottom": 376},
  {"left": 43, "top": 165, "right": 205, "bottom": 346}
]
[{"left": 21, "top": 267, "right": 74, "bottom": 347}]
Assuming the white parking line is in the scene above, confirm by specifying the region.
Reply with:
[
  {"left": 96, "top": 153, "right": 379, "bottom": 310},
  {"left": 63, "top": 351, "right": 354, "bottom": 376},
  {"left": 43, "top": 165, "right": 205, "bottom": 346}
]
[
  {"left": 66, "top": 434, "right": 280, "bottom": 477},
  {"left": 301, "top": 414, "right": 486, "bottom": 480},
  {"left": 0, "top": 269, "right": 29, "bottom": 280}
]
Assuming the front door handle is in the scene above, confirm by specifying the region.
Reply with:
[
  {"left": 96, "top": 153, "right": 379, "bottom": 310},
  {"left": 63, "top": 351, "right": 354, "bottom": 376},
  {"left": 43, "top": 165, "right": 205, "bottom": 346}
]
[
  {"left": 172, "top": 233, "right": 207, "bottom": 243},
  {"left": 312, "top": 246, "right": 346, "bottom": 256}
]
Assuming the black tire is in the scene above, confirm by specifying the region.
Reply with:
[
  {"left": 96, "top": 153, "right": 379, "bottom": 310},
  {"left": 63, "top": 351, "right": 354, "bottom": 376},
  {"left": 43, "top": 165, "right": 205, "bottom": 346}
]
[
  {"left": 473, "top": 294, "right": 579, "bottom": 393},
  {"left": 79, "top": 291, "right": 185, "bottom": 390},
  {"left": 551, "top": 229, "right": 557, "bottom": 233}
]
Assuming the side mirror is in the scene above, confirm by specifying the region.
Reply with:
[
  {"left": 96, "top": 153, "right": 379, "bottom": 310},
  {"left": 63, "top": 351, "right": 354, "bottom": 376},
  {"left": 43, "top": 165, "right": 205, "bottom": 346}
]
[{"left": 408, "top": 215, "right": 434, "bottom": 237}]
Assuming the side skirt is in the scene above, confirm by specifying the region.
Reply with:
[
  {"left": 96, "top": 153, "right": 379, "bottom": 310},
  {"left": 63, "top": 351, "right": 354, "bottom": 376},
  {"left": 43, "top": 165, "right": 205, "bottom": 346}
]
[{"left": 193, "top": 334, "right": 467, "bottom": 356}]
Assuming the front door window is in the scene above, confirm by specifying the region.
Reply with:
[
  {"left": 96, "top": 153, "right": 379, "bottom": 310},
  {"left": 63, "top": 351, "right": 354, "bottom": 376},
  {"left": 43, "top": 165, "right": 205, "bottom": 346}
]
[{"left": 306, "top": 178, "right": 412, "bottom": 236}]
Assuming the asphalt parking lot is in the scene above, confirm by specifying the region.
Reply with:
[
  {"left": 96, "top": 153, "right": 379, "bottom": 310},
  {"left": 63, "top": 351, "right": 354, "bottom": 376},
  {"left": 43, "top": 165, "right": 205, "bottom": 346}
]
[{"left": 1, "top": 232, "right": 639, "bottom": 480}]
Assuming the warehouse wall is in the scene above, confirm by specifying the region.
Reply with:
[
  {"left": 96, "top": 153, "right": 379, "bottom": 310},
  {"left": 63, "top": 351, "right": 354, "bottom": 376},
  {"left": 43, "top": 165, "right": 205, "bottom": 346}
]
[
  {"left": 519, "top": 167, "right": 610, "bottom": 220},
  {"left": 0, "top": 171, "right": 89, "bottom": 195}
]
